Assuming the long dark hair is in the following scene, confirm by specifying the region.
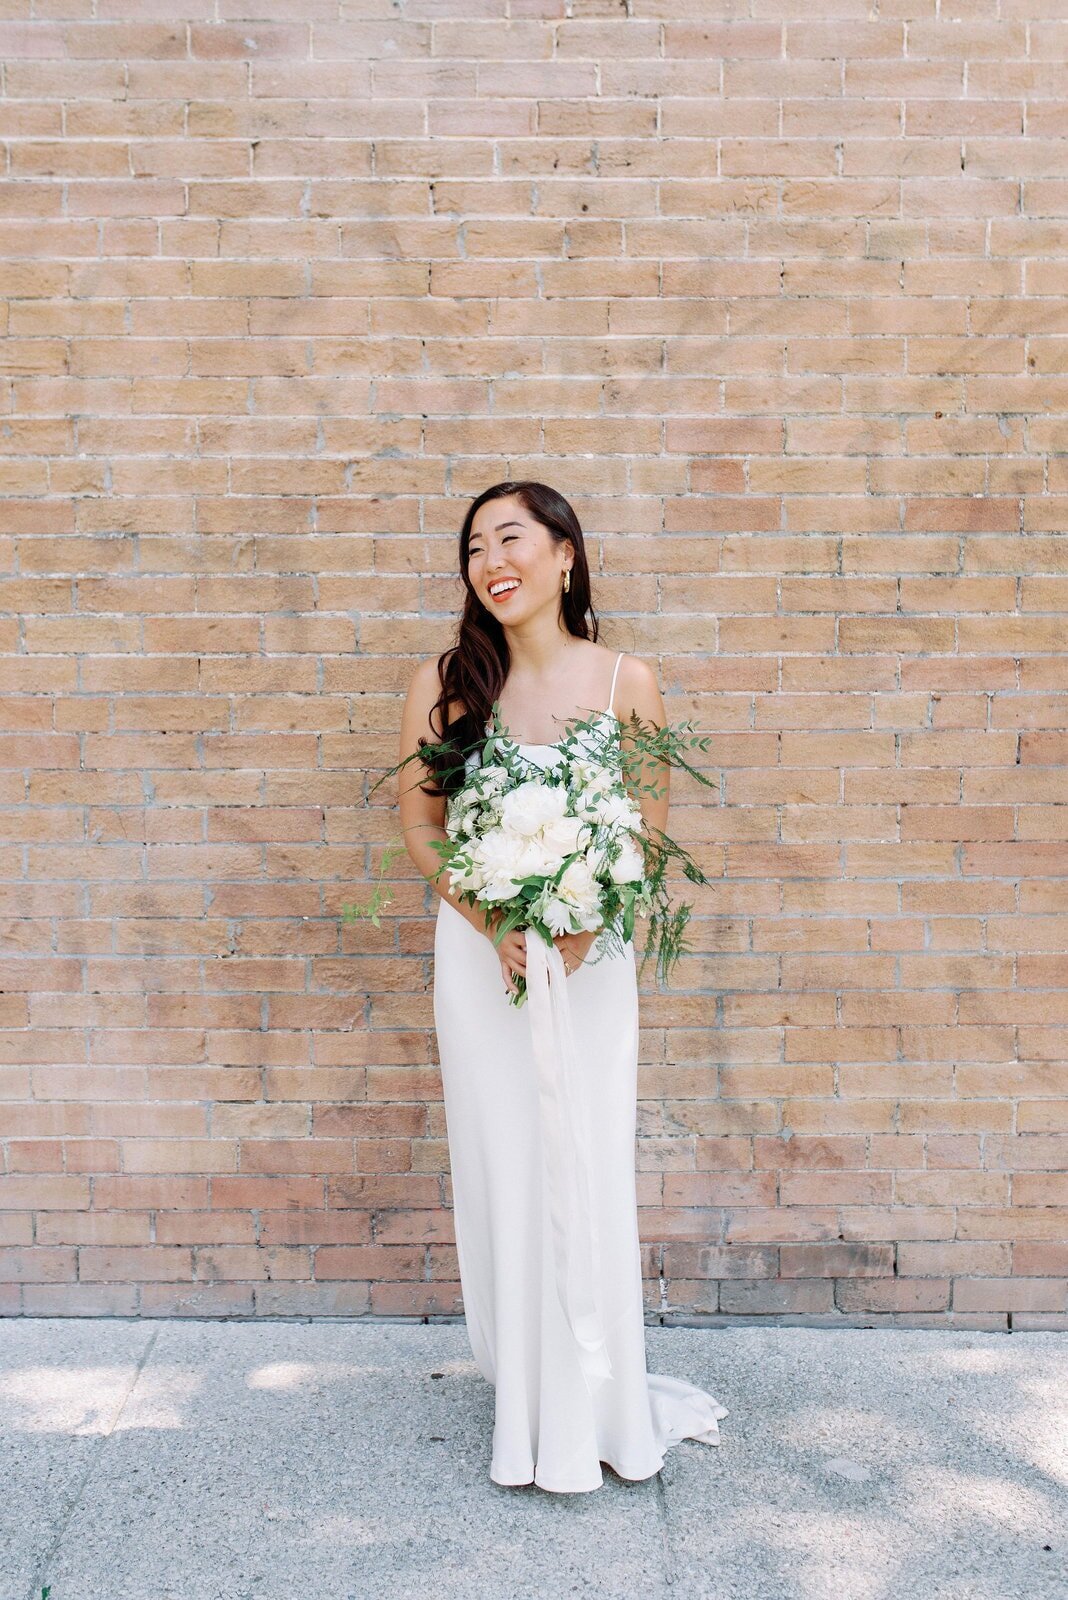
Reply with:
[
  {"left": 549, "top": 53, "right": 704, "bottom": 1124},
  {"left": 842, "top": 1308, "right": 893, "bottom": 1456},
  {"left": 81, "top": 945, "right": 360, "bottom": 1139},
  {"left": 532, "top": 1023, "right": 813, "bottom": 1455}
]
[{"left": 418, "top": 480, "right": 600, "bottom": 798}]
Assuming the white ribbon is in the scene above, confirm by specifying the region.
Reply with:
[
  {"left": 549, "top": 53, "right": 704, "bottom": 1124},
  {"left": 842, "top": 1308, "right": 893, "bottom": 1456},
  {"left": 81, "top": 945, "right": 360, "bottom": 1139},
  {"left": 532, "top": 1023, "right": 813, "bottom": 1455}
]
[{"left": 524, "top": 929, "right": 613, "bottom": 1395}]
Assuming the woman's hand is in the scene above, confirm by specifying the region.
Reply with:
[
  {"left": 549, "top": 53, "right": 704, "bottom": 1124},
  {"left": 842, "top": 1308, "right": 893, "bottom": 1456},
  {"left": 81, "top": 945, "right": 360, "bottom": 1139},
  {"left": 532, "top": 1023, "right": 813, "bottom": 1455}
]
[
  {"left": 552, "top": 927, "right": 599, "bottom": 977},
  {"left": 482, "top": 910, "right": 527, "bottom": 996},
  {"left": 494, "top": 927, "right": 528, "bottom": 997},
  {"left": 485, "top": 916, "right": 599, "bottom": 996}
]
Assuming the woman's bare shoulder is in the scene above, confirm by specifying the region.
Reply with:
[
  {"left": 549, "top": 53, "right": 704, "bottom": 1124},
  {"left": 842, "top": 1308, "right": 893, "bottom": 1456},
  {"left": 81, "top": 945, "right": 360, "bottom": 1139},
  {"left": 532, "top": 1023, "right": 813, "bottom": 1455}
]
[
  {"left": 409, "top": 651, "right": 445, "bottom": 683},
  {"left": 615, "top": 650, "right": 657, "bottom": 684},
  {"left": 407, "top": 652, "right": 468, "bottom": 728},
  {"left": 614, "top": 652, "right": 663, "bottom": 726}
]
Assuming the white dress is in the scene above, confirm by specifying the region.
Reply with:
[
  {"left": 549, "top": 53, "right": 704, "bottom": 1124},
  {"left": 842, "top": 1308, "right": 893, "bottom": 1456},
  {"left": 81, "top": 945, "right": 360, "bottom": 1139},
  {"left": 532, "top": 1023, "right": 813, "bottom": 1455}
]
[{"left": 433, "top": 650, "right": 728, "bottom": 1492}]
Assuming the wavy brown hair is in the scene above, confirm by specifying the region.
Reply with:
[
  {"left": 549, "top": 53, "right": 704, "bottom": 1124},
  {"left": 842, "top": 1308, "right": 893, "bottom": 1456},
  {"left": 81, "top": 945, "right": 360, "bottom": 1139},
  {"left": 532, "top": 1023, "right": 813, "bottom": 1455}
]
[{"left": 418, "top": 481, "right": 601, "bottom": 798}]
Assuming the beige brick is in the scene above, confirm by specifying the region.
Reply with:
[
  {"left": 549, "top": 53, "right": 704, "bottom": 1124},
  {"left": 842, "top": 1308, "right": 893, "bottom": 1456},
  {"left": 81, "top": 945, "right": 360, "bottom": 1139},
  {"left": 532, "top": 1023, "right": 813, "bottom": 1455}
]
[{"left": 1, "top": 5, "right": 1063, "bottom": 1322}]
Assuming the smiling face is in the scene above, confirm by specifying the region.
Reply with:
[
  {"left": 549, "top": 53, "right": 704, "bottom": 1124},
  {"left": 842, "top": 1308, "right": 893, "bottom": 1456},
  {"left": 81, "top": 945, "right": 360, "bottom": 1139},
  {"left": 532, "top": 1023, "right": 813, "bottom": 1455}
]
[{"left": 466, "top": 495, "right": 572, "bottom": 620}]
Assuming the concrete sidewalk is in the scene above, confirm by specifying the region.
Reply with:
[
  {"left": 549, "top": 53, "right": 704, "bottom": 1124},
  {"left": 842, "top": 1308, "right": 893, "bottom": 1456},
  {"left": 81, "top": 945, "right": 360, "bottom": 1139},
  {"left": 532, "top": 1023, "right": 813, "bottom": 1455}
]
[{"left": 1, "top": 1319, "right": 1065, "bottom": 1600}]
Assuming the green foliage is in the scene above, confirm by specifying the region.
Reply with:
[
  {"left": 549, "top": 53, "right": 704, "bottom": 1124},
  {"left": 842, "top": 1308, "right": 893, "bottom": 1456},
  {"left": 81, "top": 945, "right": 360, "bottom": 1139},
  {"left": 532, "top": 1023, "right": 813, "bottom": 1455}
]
[
  {"left": 339, "top": 838, "right": 406, "bottom": 927},
  {"left": 346, "top": 700, "right": 718, "bottom": 996}
]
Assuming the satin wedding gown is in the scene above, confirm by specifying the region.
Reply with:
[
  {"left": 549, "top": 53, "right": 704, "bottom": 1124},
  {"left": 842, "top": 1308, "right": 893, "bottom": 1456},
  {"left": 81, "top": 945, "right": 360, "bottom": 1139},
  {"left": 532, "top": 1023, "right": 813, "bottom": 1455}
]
[{"left": 433, "top": 650, "right": 728, "bottom": 1492}]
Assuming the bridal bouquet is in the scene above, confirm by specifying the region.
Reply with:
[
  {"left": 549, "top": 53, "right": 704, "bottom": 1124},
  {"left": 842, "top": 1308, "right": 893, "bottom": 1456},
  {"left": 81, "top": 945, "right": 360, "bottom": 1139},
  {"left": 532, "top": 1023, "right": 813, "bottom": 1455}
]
[{"left": 346, "top": 703, "right": 716, "bottom": 1009}]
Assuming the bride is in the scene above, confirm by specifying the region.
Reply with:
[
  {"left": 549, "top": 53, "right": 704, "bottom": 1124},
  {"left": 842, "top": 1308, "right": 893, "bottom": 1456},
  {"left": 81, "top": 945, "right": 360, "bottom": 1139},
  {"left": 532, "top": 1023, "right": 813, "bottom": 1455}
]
[{"left": 395, "top": 480, "right": 728, "bottom": 1492}]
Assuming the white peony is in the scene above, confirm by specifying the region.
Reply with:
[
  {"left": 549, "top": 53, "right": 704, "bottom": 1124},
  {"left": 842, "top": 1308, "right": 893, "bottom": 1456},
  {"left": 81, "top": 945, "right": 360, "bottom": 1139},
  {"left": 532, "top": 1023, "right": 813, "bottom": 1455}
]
[
  {"left": 587, "top": 830, "right": 616, "bottom": 881},
  {"left": 568, "top": 764, "right": 618, "bottom": 818},
  {"left": 447, "top": 851, "right": 482, "bottom": 894},
  {"left": 539, "top": 810, "right": 589, "bottom": 863},
  {"left": 609, "top": 836, "right": 645, "bottom": 885},
  {"left": 471, "top": 828, "right": 528, "bottom": 901},
  {"left": 448, "top": 796, "right": 481, "bottom": 840},
  {"left": 499, "top": 778, "right": 568, "bottom": 839},
  {"left": 583, "top": 788, "right": 638, "bottom": 829},
  {"left": 477, "top": 764, "right": 509, "bottom": 795},
  {"left": 444, "top": 732, "right": 650, "bottom": 935},
  {"left": 509, "top": 833, "right": 559, "bottom": 880},
  {"left": 537, "top": 893, "right": 581, "bottom": 936},
  {"left": 568, "top": 756, "right": 616, "bottom": 792},
  {"left": 586, "top": 814, "right": 645, "bottom": 877},
  {"left": 557, "top": 854, "right": 597, "bottom": 902}
]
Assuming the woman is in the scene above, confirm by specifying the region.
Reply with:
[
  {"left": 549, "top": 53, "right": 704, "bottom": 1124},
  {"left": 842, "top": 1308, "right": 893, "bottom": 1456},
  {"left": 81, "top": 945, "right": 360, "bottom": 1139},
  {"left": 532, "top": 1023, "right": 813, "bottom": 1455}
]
[{"left": 398, "top": 481, "right": 728, "bottom": 1492}]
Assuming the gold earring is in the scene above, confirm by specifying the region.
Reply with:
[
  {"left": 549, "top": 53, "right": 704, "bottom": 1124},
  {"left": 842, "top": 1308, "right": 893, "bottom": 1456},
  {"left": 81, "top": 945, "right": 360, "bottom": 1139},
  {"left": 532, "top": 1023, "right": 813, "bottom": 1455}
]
[{"left": 563, "top": 568, "right": 571, "bottom": 593}]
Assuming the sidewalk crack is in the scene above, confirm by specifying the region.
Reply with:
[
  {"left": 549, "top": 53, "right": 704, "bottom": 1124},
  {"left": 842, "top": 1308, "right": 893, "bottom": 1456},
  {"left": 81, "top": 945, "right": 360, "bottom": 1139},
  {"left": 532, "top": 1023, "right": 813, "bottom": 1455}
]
[
  {"left": 654, "top": 1468, "right": 679, "bottom": 1590},
  {"left": 25, "top": 1325, "right": 160, "bottom": 1600}
]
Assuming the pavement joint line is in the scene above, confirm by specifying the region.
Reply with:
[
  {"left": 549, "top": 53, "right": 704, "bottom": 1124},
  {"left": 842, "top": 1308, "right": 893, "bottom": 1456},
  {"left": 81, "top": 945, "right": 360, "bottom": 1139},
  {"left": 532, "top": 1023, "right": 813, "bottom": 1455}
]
[
  {"left": 653, "top": 1467, "right": 678, "bottom": 1592},
  {"left": 2, "top": 1313, "right": 1024, "bottom": 1330},
  {"left": 23, "top": 1324, "right": 161, "bottom": 1600}
]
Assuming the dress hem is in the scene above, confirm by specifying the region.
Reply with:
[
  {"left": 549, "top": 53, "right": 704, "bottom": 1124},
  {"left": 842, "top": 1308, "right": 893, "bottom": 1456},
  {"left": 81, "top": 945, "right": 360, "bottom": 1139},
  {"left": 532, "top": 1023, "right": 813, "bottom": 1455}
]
[{"left": 492, "top": 1453, "right": 669, "bottom": 1494}]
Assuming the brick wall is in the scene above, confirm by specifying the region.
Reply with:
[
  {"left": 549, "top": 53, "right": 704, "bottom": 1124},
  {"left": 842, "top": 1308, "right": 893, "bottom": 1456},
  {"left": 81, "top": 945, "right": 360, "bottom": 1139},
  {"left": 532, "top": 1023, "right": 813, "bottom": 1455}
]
[{"left": 2, "top": 5, "right": 1065, "bottom": 1327}]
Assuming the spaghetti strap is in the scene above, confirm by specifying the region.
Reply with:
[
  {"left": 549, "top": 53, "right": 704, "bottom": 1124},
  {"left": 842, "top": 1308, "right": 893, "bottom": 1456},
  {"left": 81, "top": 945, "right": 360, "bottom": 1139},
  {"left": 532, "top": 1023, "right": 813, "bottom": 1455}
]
[{"left": 606, "top": 650, "right": 624, "bottom": 715}]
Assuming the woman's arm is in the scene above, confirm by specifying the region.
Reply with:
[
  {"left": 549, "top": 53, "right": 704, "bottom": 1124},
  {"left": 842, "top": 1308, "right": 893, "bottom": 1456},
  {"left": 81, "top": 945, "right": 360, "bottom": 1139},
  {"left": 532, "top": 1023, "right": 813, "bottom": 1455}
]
[
  {"left": 555, "top": 654, "right": 669, "bottom": 968},
  {"left": 617, "top": 655, "right": 670, "bottom": 841},
  {"left": 398, "top": 658, "right": 501, "bottom": 941}
]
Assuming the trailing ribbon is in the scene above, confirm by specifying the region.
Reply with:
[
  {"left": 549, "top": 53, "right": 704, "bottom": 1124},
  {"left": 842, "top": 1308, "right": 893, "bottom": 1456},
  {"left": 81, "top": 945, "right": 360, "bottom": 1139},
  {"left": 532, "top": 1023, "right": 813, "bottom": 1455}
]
[{"left": 524, "top": 929, "right": 614, "bottom": 1395}]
